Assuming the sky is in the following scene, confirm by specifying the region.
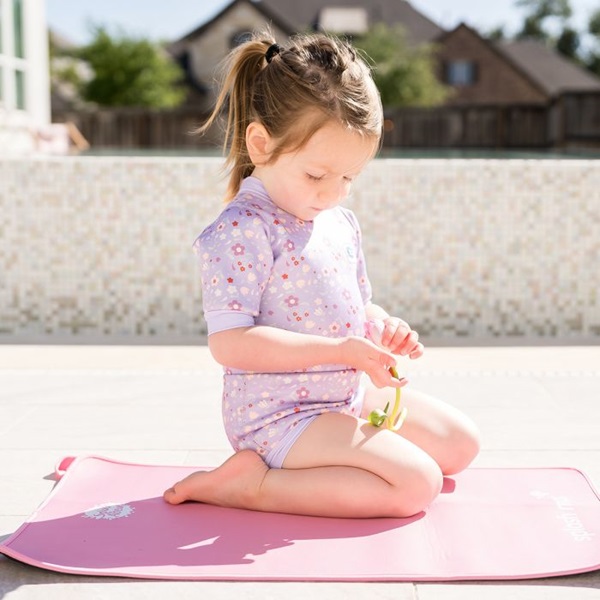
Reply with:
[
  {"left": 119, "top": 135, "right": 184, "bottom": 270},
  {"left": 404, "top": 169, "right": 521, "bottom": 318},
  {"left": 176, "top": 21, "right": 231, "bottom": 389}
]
[{"left": 46, "top": 0, "right": 600, "bottom": 46}]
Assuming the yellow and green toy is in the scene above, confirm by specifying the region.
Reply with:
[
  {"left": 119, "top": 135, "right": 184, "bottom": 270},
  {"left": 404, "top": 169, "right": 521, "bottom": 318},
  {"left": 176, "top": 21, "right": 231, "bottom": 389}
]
[{"left": 368, "top": 366, "right": 408, "bottom": 431}]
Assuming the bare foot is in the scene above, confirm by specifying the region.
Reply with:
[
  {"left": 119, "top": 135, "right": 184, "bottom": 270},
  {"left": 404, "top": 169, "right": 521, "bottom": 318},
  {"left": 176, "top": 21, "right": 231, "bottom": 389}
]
[{"left": 163, "top": 449, "right": 269, "bottom": 510}]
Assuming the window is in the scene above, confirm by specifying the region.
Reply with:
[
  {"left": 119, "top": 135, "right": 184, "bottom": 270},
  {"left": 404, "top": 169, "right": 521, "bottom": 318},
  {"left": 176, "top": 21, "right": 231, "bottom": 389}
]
[
  {"left": 15, "top": 68, "right": 24, "bottom": 108},
  {"left": 13, "top": 0, "right": 24, "bottom": 58},
  {"left": 0, "top": 0, "right": 28, "bottom": 111},
  {"left": 230, "top": 30, "right": 252, "bottom": 48},
  {"left": 318, "top": 8, "right": 368, "bottom": 35},
  {"left": 0, "top": 0, "right": 4, "bottom": 54},
  {"left": 446, "top": 61, "right": 477, "bottom": 86}
]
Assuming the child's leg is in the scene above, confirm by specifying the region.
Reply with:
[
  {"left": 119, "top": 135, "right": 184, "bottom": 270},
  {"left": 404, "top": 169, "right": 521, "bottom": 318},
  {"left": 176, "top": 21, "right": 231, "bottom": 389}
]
[
  {"left": 360, "top": 383, "right": 481, "bottom": 475},
  {"left": 164, "top": 412, "right": 443, "bottom": 518}
]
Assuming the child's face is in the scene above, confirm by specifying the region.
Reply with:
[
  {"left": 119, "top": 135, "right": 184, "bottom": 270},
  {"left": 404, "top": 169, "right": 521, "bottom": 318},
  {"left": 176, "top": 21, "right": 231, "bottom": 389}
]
[{"left": 254, "top": 121, "right": 378, "bottom": 222}]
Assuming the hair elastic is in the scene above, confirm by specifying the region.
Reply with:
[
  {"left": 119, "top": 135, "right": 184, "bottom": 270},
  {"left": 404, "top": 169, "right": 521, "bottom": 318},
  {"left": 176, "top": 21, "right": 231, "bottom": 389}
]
[{"left": 265, "top": 43, "right": 282, "bottom": 63}]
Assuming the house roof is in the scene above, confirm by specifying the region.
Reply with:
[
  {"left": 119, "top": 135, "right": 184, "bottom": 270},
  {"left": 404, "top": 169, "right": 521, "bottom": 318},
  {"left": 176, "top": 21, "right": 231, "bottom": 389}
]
[
  {"left": 256, "top": 0, "right": 444, "bottom": 45},
  {"left": 438, "top": 23, "right": 600, "bottom": 99},
  {"left": 172, "top": 0, "right": 295, "bottom": 48},
  {"left": 497, "top": 39, "right": 600, "bottom": 96},
  {"left": 173, "top": 0, "right": 444, "bottom": 48}
]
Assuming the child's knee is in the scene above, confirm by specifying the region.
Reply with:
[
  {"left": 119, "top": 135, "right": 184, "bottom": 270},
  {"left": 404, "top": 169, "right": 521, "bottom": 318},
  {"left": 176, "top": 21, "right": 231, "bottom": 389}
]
[
  {"left": 390, "top": 460, "right": 443, "bottom": 517},
  {"left": 442, "top": 419, "right": 481, "bottom": 476}
]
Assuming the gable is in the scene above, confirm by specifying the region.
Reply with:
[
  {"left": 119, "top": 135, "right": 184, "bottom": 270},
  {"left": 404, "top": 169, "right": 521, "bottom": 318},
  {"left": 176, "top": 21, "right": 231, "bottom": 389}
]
[
  {"left": 168, "top": 0, "right": 290, "bottom": 108},
  {"left": 498, "top": 40, "right": 600, "bottom": 96},
  {"left": 438, "top": 23, "right": 600, "bottom": 106},
  {"left": 438, "top": 25, "right": 548, "bottom": 105},
  {"left": 172, "top": 0, "right": 294, "bottom": 47},
  {"left": 258, "top": 0, "right": 444, "bottom": 45}
]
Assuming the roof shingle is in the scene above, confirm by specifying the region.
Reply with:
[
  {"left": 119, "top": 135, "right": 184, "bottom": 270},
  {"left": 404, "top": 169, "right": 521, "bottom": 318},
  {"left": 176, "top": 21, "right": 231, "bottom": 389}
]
[
  {"left": 498, "top": 39, "right": 600, "bottom": 96},
  {"left": 256, "top": 0, "right": 443, "bottom": 45}
]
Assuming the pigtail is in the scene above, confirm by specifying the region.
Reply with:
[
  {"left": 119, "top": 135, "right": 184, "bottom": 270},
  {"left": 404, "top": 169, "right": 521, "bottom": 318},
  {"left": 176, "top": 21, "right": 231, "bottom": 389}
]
[
  {"left": 197, "top": 36, "right": 275, "bottom": 201},
  {"left": 199, "top": 30, "right": 382, "bottom": 202}
]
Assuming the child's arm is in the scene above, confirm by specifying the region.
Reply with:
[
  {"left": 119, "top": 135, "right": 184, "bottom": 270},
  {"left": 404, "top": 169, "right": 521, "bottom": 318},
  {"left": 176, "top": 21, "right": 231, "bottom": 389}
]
[
  {"left": 208, "top": 325, "right": 402, "bottom": 389},
  {"left": 365, "top": 302, "right": 424, "bottom": 359}
]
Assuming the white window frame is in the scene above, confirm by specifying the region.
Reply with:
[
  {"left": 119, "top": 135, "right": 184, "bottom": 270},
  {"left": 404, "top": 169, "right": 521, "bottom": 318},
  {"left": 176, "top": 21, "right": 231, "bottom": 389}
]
[
  {"left": 0, "top": 0, "right": 49, "bottom": 127},
  {"left": 0, "top": 0, "right": 27, "bottom": 112}
]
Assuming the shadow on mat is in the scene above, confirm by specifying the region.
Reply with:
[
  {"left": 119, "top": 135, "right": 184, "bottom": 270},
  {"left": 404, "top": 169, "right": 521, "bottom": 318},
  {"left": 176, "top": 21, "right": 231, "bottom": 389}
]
[{"left": 0, "top": 496, "right": 423, "bottom": 571}]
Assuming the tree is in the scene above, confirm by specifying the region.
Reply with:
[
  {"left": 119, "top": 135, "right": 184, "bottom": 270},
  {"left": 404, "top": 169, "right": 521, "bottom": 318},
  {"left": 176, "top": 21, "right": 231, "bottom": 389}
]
[
  {"left": 585, "top": 9, "right": 600, "bottom": 76},
  {"left": 515, "top": 0, "right": 572, "bottom": 42},
  {"left": 490, "top": 1, "right": 600, "bottom": 76},
  {"left": 518, "top": 15, "right": 549, "bottom": 41},
  {"left": 516, "top": 0, "right": 572, "bottom": 19},
  {"left": 555, "top": 26, "right": 580, "bottom": 60},
  {"left": 354, "top": 23, "right": 450, "bottom": 108},
  {"left": 76, "top": 25, "right": 185, "bottom": 108},
  {"left": 513, "top": 0, "right": 592, "bottom": 66},
  {"left": 487, "top": 26, "right": 507, "bottom": 41},
  {"left": 590, "top": 9, "right": 600, "bottom": 37}
]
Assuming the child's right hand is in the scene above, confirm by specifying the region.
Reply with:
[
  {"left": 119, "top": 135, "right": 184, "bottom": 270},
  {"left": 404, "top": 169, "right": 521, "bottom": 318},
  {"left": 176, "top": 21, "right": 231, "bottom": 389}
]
[
  {"left": 339, "top": 336, "right": 407, "bottom": 389},
  {"left": 366, "top": 317, "right": 423, "bottom": 359}
]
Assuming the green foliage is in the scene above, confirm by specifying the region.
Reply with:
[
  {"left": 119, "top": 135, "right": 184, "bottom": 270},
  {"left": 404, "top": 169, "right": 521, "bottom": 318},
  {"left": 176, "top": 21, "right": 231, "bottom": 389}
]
[
  {"left": 512, "top": 0, "right": 600, "bottom": 76},
  {"left": 515, "top": 0, "right": 572, "bottom": 42},
  {"left": 555, "top": 26, "right": 580, "bottom": 60},
  {"left": 76, "top": 25, "right": 185, "bottom": 108},
  {"left": 586, "top": 9, "right": 600, "bottom": 75},
  {"left": 517, "top": 15, "right": 549, "bottom": 40},
  {"left": 354, "top": 24, "right": 450, "bottom": 108},
  {"left": 487, "top": 26, "right": 507, "bottom": 41},
  {"left": 515, "top": 0, "right": 572, "bottom": 21},
  {"left": 587, "top": 54, "right": 600, "bottom": 76},
  {"left": 590, "top": 10, "right": 600, "bottom": 37}
]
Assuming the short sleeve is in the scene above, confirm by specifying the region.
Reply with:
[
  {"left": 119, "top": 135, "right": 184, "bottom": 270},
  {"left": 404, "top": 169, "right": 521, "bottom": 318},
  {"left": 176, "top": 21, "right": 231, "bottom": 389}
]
[
  {"left": 342, "top": 208, "right": 372, "bottom": 306},
  {"left": 194, "top": 205, "right": 274, "bottom": 335}
]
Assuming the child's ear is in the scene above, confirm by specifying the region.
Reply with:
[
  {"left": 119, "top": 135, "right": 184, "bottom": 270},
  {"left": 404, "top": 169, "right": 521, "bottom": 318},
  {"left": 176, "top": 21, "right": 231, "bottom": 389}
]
[{"left": 246, "top": 121, "right": 273, "bottom": 165}]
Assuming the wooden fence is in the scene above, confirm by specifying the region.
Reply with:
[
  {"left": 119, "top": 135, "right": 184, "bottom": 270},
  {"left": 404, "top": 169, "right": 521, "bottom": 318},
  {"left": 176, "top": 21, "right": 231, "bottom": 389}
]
[
  {"left": 559, "top": 91, "right": 600, "bottom": 146},
  {"left": 382, "top": 104, "right": 548, "bottom": 148},
  {"left": 383, "top": 92, "right": 600, "bottom": 149},
  {"left": 55, "top": 107, "right": 220, "bottom": 150},
  {"left": 54, "top": 92, "right": 600, "bottom": 151}
]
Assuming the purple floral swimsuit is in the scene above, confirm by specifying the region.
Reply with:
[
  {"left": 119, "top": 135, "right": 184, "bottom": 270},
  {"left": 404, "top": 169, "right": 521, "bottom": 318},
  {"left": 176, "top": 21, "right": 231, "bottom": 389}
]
[{"left": 195, "top": 177, "right": 372, "bottom": 467}]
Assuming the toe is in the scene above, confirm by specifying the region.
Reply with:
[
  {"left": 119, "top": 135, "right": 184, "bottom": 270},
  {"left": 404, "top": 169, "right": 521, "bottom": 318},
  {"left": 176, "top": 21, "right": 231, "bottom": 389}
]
[{"left": 163, "top": 483, "right": 186, "bottom": 505}]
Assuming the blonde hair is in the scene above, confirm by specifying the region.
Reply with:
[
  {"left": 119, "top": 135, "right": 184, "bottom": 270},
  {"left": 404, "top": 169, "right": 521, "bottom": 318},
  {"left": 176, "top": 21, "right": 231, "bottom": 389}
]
[{"left": 198, "top": 31, "right": 383, "bottom": 201}]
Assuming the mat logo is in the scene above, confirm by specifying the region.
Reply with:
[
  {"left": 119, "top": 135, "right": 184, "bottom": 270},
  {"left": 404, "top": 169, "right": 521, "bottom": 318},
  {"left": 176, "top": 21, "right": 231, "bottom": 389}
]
[
  {"left": 530, "top": 491, "right": 595, "bottom": 542},
  {"left": 529, "top": 490, "right": 550, "bottom": 500},
  {"left": 83, "top": 502, "right": 135, "bottom": 520}
]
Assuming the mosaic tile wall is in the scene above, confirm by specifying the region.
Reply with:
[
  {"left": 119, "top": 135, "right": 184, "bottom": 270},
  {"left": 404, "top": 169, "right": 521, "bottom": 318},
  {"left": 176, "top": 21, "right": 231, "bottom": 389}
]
[{"left": 0, "top": 156, "right": 598, "bottom": 343}]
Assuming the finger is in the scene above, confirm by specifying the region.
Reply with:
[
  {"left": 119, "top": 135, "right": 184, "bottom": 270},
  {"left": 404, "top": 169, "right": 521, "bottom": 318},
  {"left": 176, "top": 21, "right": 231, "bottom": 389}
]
[
  {"left": 385, "top": 323, "right": 411, "bottom": 351},
  {"left": 374, "top": 347, "right": 397, "bottom": 369},
  {"left": 390, "top": 374, "right": 409, "bottom": 387},
  {"left": 398, "top": 330, "right": 419, "bottom": 356},
  {"left": 368, "top": 366, "right": 407, "bottom": 389},
  {"left": 380, "top": 318, "right": 404, "bottom": 345},
  {"left": 409, "top": 342, "right": 424, "bottom": 360},
  {"left": 367, "top": 366, "right": 391, "bottom": 388}
]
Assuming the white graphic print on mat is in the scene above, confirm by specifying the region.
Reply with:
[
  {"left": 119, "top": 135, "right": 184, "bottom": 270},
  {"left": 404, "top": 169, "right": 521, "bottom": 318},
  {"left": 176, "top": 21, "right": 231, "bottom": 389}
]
[
  {"left": 83, "top": 503, "right": 135, "bottom": 520},
  {"left": 530, "top": 490, "right": 595, "bottom": 542}
]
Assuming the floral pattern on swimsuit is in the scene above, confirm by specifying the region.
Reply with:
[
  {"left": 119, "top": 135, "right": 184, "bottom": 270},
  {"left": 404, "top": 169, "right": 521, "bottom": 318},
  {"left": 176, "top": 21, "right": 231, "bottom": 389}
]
[{"left": 194, "top": 176, "right": 373, "bottom": 459}]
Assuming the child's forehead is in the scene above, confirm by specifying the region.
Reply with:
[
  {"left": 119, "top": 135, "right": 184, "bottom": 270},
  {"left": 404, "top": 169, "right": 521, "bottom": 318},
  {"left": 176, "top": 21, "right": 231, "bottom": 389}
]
[{"left": 298, "top": 124, "right": 378, "bottom": 173}]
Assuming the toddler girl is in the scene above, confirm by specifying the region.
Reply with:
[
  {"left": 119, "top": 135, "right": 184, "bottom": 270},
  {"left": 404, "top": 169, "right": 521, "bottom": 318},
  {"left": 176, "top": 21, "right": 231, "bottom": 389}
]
[{"left": 164, "top": 32, "right": 480, "bottom": 518}]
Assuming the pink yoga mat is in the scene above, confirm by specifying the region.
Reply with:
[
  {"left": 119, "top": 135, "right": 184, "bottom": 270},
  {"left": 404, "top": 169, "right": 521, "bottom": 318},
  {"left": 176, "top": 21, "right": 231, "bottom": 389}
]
[{"left": 1, "top": 456, "right": 599, "bottom": 581}]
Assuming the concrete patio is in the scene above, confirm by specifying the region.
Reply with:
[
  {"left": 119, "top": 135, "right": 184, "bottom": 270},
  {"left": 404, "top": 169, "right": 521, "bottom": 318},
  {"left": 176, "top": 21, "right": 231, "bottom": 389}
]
[{"left": 1, "top": 343, "right": 599, "bottom": 599}]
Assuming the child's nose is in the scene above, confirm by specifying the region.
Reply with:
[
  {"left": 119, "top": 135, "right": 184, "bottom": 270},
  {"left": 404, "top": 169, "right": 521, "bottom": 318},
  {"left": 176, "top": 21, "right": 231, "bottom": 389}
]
[{"left": 319, "top": 180, "right": 349, "bottom": 206}]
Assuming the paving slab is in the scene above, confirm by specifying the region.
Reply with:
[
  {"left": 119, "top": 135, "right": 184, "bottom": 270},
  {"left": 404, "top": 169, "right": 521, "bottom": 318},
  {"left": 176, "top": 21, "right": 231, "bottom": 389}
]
[{"left": 0, "top": 344, "right": 599, "bottom": 599}]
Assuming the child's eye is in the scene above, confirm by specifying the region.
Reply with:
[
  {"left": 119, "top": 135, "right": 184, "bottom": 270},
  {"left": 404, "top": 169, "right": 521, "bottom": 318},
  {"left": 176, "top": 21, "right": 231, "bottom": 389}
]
[{"left": 306, "top": 173, "right": 323, "bottom": 181}]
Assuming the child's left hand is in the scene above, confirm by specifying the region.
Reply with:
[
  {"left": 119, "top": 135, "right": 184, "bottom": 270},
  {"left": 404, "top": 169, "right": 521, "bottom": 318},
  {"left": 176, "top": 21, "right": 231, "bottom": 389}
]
[{"left": 369, "top": 317, "right": 424, "bottom": 359}]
